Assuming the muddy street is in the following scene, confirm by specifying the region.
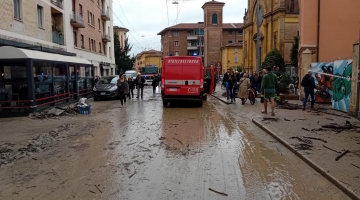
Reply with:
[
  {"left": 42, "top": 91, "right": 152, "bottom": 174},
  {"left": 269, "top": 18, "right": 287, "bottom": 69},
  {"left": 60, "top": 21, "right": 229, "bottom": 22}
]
[{"left": 0, "top": 87, "right": 350, "bottom": 200}]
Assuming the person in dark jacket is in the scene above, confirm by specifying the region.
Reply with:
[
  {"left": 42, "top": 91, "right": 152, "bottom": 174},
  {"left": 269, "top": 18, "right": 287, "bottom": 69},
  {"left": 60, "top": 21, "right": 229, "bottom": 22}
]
[
  {"left": 228, "top": 71, "right": 237, "bottom": 103},
  {"left": 135, "top": 73, "right": 145, "bottom": 98},
  {"left": 301, "top": 70, "right": 316, "bottom": 110},
  {"left": 152, "top": 76, "right": 159, "bottom": 94},
  {"left": 128, "top": 78, "right": 135, "bottom": 99}
]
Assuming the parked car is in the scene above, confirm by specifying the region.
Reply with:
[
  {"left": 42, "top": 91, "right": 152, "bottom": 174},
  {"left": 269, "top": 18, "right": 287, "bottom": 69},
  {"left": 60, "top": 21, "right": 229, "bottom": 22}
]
[{"left": 93, "top": 76, "right": 119, "bottom": 101}]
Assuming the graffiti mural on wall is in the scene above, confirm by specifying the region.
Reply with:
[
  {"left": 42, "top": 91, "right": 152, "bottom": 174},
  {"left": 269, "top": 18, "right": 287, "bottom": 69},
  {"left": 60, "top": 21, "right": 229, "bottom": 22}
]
[{"left": 310, "top": 60, "right": 352, "bottom": 112}]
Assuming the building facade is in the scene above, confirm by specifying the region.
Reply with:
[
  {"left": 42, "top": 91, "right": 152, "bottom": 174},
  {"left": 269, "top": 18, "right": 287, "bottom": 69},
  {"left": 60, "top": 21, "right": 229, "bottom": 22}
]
[
  {"left": 134, "top": 50, "right": 162, "bottom": 71},
  {"left": 158, "top": 0, "right": 243, "bottom": 72},
  {"left": 65, "top": 0, "right": 115, "bottom": 77},
  {"left": 221, "top": 42, "right": 244, "bottom": 73},
  {"left": 242, "top": 0, "right": 299, "bottom": 71},
  {"left": 299, "top": 0, "right": 360, "bottom": 63},
  {"left": 114, "top": 26, "right": 129, "bottom": 48},
  {"left": 0, "top": 0, "right": 115, "bottom": 77}
]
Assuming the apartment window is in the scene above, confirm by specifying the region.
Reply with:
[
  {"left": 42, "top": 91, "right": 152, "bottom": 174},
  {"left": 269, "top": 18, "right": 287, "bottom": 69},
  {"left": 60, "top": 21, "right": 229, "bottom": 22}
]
[
  {"left": 238, "top": 40, "right": 242, "bottom": 43},
  {"left": 88, "top": 11, "right": 94, "bottom": 26},
  {"left": 234, "top": 56, "right": 239, "bottom": 63},
  {"left": 98, "top": 19, "right": 100, "bottom": 30},
  {"left": 228, "top": 31, "right": 233, "bottom": 36},
  {"left": 235, "top": 48, "right": 238, "bottom": 53},
  {"left": 174, "top": 31, "right": 179, "bottom": 36},
  {"left": 175, "top": 41, "right": 179, "bottom": 46},
  {"left": 88, "top": 11, "right": 90, "bottom": 23},
  {"left": 79, "top": 4, "right": 83, "bottom": 16},
  {"left": 73, "top": 31, "right": 77, "bottom": 47},
  {"left": 238, "top": 30, "right": 243, "bottom": 36},
  {"left": 94, "top": 40, "right": 96, "bottom": 52},
  {"left": 103, "top": 44, "right": 106, "bottom": 55},
  {"left": 88, "top": 38, "right": 91, "bottom": 50},
  {"left": 13, "top": 0, "right": 22, "bottom": 20},
  {"left": 102, "top": 22, "right": 105, "bottom": 32},
  {"left": 211, "top": 13, "right": 218, "bottom": 25},
  {"left": 80, "top": 35, "right": 84, "bottom": 48},
  {"left": 99, "top": 42, "right": 102, "bottom": 53},
  {"left": 228, "top": 40, "right": 232, "bottom": 44},
  {"left": 175, "top": 51, "right": 179, "bottom": 56},
  {"left": 37, "top": 5, "right": 43, "bottom": 28},
  {"left": 109, "top": 47, "right": 111, "bottom": 58}
]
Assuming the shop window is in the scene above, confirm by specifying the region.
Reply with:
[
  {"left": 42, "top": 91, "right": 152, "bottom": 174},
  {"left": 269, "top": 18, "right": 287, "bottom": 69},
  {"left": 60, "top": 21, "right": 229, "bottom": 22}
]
[
  {"left": 53, "top": 64, "right": 67, "bottom": 95},
  {"left": 1, "top": 64, "right": 35, "bottom": 109},
  {"left": 33, "top": 62, "right": 52, "bottom": 101}
]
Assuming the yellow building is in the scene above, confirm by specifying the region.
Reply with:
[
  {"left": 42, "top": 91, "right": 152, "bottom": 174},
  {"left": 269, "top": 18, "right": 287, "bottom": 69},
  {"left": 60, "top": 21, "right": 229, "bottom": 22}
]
[
  {"left": 243, "top": 0, "right": 299, "bottom": 71},
  {"left": 134, "top": 50, "right": 162, "bottom": 71},
  {"left": 221, "top": 42, "right": 244, "bottom": 73}
]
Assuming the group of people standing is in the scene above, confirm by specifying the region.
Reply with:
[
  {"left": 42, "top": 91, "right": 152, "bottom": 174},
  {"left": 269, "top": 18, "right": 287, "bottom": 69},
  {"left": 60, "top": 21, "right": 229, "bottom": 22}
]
[
  {"left": 116, "top": 73, "right": 146, "bottom": 107},
  {"left": 222, "top": 69, "right": 266, "bottom": 104}
]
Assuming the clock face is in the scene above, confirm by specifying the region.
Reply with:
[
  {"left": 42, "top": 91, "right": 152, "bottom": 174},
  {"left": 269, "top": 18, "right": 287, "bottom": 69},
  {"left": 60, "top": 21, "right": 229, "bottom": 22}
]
[{"left": 257, "top": 6, "right": 263, "bottom": 27}]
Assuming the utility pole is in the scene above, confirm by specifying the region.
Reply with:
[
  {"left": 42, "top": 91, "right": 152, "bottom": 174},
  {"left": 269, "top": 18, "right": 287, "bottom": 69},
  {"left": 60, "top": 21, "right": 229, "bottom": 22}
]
[{"left": 256, "top": 0, "right": 261, "bottom": 71}]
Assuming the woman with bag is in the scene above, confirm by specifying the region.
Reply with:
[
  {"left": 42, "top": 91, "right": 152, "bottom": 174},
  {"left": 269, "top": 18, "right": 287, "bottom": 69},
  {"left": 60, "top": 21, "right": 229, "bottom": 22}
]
[
  {"left": 117, "top": 74, "right": 129, "bottom": 108},
  {"left": 238, "top": 73, "right": 251, "bottom": 105}
]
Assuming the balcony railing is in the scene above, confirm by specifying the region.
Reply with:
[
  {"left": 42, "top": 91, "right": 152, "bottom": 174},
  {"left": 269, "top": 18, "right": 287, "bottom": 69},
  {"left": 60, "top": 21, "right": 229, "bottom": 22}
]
[
  {"left": 51, "top": 0, "right": 63, "bottom": 9},
  {"left": 102, "top": 34, "right": 111, "bottom": 42},
  {"left": 52, "top": 31, "right": 64, "bottom": 45},
  {"left": 101, "top": 9, "right": 110, "bottom": 21},
  {"left": 70, "top": 13, "right": 85, "bottom": 28}
]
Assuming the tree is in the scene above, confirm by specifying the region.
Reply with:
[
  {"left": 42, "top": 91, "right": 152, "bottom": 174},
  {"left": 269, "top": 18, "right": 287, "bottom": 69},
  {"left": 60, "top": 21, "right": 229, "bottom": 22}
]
[
  {"left": 261, "top": 48, "right": 285, "bottom": 72},
  {"left": 290, "top": 36, "right": 299, "bottom": 69},
  {"left": 114, "top": 32, "right": 134, "bottom": 73}
]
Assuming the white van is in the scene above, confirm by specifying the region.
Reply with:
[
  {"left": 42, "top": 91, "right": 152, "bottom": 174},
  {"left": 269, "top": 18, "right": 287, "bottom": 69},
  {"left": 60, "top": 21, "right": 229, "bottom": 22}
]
[{"left": 124, "top": 70, "right": 137, "bottom": 80}]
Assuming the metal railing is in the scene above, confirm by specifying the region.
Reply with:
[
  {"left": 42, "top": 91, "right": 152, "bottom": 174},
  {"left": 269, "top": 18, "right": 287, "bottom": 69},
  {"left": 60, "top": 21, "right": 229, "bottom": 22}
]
[
  {"left": 50, "top": 0, "right": 63, "bottom": 9},
  {"left": 102, "top": 34, "right": 111, "bottom": 41},
  {"left": 52, "top": 31, "right": 64, "bottom": 45},
  {"left": 101, "top": 9, "right": 110, "bottom": 19},
  {"left": 70, "top": 13, "right": 84, "bottom": 26}
]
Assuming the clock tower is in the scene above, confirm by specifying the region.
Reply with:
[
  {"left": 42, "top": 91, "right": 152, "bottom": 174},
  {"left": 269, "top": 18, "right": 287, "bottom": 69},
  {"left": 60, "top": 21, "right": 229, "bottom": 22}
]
[{"left": 202, "top": 0, "right": 225, "bottom": 69}]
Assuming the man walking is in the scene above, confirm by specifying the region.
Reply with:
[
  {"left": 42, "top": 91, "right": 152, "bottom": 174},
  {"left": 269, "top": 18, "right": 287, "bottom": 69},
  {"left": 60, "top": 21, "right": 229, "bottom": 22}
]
[
  {"left": 135, "top": 73, "right": 145, "bottom": 98},
  {"left": 301, "top": 70, "right": 316, "bottom": 110},
  {"left": 261, "top": 66, "right": 277, "bottom": 116}
]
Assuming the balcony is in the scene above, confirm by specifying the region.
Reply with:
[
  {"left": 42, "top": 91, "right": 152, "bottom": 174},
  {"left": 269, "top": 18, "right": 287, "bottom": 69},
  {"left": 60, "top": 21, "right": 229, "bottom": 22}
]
[
  {"left": 50, "top": 0, "right": 63, "bottom": 9},
  {"left": 187, "top": 36, "right": 198, "bottom": 40},
  {"left": 101, "top": 9, "right": 110, "bottom": 21},
  {"left": 52, "top": 31, "right": 64, "bottom": 45},
  {"left": 70, "top": 13, "right": 85, "bottom": 28},
  {"left": 102, "top": 34, "right": 111, "bottom": 42},
  {"left": 187, "top": 45, "right": 198, "bottom": 50}
]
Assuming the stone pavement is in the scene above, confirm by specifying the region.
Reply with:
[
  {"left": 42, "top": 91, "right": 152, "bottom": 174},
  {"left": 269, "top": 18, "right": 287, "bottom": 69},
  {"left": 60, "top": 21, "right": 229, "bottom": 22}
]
[{"left": 211, "top": 83, "right": 360, "bottom": 200}]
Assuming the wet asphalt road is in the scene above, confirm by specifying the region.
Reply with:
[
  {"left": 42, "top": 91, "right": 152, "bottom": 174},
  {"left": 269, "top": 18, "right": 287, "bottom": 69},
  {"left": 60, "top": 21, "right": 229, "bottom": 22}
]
[
  {"left": 0, "top": 86, "right": 349, "bottom": 200},
  {"left": 101, "top": 87, "right": 348, "bottom": 200}
]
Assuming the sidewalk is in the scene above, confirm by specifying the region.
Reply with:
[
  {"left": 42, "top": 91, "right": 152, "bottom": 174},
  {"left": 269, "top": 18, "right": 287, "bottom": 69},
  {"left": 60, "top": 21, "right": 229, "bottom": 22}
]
[{"left": 211, "top": 83, "right": 360, "bottom": 200}]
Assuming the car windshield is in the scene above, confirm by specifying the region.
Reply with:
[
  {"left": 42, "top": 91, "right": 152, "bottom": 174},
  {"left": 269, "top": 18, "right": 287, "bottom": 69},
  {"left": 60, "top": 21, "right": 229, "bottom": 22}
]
[
  {"left": 98, "top": 77, "right": 118, "bottom": 84},
  {"left": 144, "top": 67, "right": 158, "bottom": 74}
]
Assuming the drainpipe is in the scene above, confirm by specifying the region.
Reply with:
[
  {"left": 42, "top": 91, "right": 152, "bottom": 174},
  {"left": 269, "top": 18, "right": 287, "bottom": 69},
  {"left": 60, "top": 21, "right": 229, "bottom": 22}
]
[
  {"left": 316, "top": 0, "right": 321, "bottom": 62},
  {"left": 356, "top": 32, "right": 360, "bottom": 118}
]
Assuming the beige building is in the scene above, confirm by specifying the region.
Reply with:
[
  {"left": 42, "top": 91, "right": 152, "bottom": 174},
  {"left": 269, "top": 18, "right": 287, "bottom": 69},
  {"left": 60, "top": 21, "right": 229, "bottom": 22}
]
[
  {"left": 135, "top": 50, "right": 162, "bottom": 71},
  {"left": 114, "top": 26, "right": 129, "bottom": 49},
  {"left": 65, "top": 0, "right": 115, "bottom": 76},
  {"left": 0, "top": 0, "right": 115, "bottom": 76}
]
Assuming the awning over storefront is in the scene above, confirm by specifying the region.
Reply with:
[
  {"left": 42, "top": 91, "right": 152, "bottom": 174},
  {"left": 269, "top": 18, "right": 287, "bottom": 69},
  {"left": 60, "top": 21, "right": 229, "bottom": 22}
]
[{"left": 0, "top": 46, "right": 91, "bottom": 65}]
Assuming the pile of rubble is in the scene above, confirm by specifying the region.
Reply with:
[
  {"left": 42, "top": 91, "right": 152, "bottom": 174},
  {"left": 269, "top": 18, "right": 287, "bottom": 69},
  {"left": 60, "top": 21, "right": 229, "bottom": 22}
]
[
  {"left": 29, "top": 106, "right": 78, "bottom": 119},
  {"left": 0, "top": 124, "right": 73, "bottom": 167}
]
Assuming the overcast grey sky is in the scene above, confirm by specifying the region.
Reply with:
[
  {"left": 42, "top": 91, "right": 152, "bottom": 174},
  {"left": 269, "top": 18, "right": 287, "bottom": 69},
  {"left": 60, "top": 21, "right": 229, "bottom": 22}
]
[{"left": 112, "top": 0, "right": 247, "bottom": 55}]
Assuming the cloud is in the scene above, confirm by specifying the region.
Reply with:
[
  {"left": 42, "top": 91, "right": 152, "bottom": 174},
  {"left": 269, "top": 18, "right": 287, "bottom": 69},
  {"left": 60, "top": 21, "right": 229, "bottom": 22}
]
[{"left": 112, "top": 0, "right": 247, "bottom": 55}]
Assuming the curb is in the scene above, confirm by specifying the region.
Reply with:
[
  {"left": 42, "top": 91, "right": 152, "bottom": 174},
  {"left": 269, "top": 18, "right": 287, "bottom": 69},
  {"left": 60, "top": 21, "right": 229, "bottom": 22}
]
[
  {"left": 252, "top": 118, "right": 359, "bottom": 200},
  {"left": 210, "top": 94, "right": 232, "bottom": 104}
]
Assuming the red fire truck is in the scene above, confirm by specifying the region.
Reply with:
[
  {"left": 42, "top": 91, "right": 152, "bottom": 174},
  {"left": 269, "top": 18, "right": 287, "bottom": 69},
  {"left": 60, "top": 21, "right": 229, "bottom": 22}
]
[{"left": 161, "top": 56, "right": 205, "bottom": 107}]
